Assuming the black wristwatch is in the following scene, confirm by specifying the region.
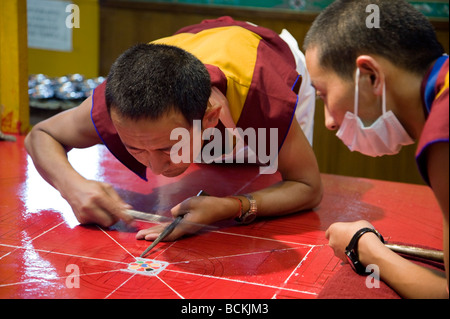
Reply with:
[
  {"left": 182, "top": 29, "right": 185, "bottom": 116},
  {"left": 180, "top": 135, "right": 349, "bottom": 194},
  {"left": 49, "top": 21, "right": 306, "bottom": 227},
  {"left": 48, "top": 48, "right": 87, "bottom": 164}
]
[{"left": 345, "top": 227, "right": 385, "bottom": 275}]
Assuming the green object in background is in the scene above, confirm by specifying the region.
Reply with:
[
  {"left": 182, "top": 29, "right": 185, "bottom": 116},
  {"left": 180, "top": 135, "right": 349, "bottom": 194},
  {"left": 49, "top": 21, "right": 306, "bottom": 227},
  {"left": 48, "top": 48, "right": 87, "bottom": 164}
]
[
  {"left": 410, "top": 1, "right": 449, "bottom": 19},
  {"left": 140, "top": 0, "right": 449, "bottom": 18}
]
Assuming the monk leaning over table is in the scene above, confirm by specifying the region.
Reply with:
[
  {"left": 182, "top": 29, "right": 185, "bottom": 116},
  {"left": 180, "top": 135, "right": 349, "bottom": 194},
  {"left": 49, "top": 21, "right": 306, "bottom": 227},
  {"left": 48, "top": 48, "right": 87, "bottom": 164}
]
[{"left": 25, "top": 17, "right": 322, "bottom": 244}]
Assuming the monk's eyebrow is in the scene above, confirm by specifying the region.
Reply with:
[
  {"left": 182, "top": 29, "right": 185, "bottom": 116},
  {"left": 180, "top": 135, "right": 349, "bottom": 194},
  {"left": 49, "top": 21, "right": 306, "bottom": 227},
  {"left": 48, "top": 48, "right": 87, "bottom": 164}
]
[
  {"left": 124, "top": 143, "right": 173, "bottom": 153},
  {"left": 123, "top": 143, "right": 142, "bottom": 151}
]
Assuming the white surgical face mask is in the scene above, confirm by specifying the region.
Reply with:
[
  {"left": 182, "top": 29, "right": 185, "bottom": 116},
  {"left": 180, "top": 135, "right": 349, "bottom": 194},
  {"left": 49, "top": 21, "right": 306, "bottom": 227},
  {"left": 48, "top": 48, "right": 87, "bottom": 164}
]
[{"left": 336, "top": 68, "right": 414, "bottom": 157}]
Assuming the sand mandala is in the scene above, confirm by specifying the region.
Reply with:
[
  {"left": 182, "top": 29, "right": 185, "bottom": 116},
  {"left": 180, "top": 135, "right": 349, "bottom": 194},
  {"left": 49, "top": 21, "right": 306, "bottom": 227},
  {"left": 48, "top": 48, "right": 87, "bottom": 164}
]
[{"left": 121, "top": 258, "right": 169, "bottom": 277}]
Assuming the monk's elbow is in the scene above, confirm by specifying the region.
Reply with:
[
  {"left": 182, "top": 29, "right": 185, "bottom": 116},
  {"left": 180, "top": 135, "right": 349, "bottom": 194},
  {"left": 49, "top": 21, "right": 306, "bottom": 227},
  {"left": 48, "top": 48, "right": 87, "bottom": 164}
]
[{"left": 307, "top": 178, "right": 323, "bottom": 209}]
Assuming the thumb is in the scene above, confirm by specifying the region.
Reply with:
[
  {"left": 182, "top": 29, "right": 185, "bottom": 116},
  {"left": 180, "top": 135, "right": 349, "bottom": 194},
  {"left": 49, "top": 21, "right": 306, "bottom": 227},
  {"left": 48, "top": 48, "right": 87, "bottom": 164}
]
[{"left": 325, "top": 228, "right": 331, "bottom": 240}]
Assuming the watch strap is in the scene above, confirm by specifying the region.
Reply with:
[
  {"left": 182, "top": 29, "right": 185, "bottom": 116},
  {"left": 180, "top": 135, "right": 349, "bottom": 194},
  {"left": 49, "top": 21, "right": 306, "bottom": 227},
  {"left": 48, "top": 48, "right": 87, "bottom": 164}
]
[{"left": 243, "top": 194, "right": 257, "bottom": 214}]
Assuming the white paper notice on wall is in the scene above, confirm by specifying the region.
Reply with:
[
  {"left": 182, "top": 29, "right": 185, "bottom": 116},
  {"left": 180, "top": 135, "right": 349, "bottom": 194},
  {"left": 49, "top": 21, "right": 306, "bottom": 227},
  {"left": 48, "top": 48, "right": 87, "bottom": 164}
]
[{"left": 27, "top": 0, "right": 73, "bottom": 52}]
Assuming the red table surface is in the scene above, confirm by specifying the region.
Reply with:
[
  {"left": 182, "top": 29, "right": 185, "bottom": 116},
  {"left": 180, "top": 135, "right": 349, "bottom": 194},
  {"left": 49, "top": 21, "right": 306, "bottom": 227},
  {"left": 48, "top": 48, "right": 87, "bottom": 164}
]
[{"left": 0, "top": 136, "right": 443, "bottom": 299}]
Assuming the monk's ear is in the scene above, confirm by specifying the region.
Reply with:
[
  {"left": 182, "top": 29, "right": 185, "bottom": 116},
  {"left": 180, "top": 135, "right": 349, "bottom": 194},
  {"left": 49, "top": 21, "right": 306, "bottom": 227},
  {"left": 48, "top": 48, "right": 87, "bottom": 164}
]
[
  {"left": 202, "top": 98, "right": 221, "bottom": 129},
  {"left": 356, "top": 55, "right": 385, "bottom": 97}
]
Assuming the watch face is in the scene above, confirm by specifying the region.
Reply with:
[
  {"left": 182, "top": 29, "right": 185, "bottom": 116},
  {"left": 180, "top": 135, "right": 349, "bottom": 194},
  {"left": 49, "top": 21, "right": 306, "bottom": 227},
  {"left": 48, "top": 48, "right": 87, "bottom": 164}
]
[
  {"left": 346, "top": 250, "right": 358, "bottom": 271},
  {"left": 345, "top": 251, "right": 352, "bottom": 264},
  {"left": 346, "top": 250, "right": 367, "bottom": 275}
]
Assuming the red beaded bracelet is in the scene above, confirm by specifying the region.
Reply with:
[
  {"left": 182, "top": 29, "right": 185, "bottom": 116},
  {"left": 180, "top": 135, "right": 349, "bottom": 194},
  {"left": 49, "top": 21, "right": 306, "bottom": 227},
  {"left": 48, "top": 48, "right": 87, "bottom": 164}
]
[{"left": 227, "top": 196, "right": 243, "bottom": 219}]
